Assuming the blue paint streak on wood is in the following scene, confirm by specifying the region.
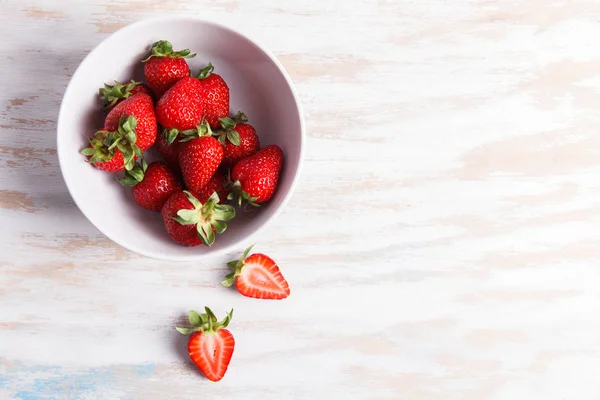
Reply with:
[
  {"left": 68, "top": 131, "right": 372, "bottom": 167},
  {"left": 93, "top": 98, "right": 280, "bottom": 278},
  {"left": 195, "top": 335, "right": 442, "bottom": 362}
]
[{"left": 0, "top": 363, "right": 154, "bottom": 399}]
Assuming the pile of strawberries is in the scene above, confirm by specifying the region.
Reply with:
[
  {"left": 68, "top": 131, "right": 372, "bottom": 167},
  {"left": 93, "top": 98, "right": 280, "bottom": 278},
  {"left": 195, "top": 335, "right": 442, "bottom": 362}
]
[
  {"left": 80, "top": 40, "right": 291, "bottom": 383},
  {"left": 81, "top": 40, "right": 283, "bottom": 247}
]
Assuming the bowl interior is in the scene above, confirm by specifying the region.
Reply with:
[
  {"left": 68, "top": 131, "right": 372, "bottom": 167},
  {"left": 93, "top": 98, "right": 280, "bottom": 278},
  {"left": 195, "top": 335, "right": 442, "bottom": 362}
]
[{"left": 57, "top": 18, "right": 303, "bottom": 260}]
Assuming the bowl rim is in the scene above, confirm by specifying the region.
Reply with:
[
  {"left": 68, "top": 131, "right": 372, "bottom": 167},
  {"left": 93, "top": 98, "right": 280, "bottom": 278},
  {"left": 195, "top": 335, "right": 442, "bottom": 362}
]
[{"left": 57, "top": 16, "right": 305, "bottom": 261}]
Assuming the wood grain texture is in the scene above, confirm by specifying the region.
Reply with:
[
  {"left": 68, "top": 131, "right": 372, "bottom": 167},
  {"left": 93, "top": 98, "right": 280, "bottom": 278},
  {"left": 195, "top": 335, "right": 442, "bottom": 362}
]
[{"left": 2, "top": 0, "right": 600, "bottom": 398}]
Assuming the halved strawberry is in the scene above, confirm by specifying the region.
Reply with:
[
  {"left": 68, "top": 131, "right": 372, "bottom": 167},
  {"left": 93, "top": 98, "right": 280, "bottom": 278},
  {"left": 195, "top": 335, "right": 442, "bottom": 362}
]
[
  {"left": 176, "top": 308, "right": 235, "bottom": 382},
  {"left": 221, "top": 245, "right": 290, "bottom": 300}
]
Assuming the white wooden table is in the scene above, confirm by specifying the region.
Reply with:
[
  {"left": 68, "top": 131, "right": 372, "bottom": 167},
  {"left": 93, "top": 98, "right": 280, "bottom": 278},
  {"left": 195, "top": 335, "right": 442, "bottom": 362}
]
[{"left": 3, "top": 0, "right": 600, "bottom": 398}]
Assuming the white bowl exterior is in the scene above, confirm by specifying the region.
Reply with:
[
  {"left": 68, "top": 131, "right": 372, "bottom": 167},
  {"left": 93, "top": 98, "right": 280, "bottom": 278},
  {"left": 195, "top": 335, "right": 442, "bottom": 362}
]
[{"left": 57, "top": 17, "right": 304, "bottom": 261}]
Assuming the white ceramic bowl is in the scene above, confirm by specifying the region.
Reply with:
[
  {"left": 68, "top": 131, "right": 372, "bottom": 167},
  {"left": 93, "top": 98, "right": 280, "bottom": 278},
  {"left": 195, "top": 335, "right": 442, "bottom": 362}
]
[{"left": 57, "top": 17, "right": 304, "bottom": 261}]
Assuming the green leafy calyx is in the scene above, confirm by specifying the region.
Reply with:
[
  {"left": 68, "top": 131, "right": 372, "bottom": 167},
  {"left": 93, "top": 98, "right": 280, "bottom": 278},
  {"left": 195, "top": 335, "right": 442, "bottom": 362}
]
[
  {"left": 142, "top": 40, "right": 196, "bottom": 62},
  {"left": 227, "top": 180, "right": 260, "bottom": 208},
  {"left": 80, "top": 131, "right": 114, "bottom": 163},
  {"left": 99, "top": 80, "right": 140, "bottom": 110},
  {"left": 197, "top": 62, "right": 214, "bottom": 79},
  {"left": 232, "top": 111, "right": 249, "bottom": 124},
  {"left": 80, "top": 115, "right": 140, "bottom": 170},
  {"left": 172, "top": 191, "right": 236, "bottom": 246},
  {"left": 215, "top": 111, "right": 248, "bottom": 146},
  {"left": 119, "top": 159, "right": 148, "bottom": 186},
  {"left": 221, "top": 244, "right": 255, "bottom": 287},
  {"left": 178, "top": 120, "right": 213, "bottom": 142},
  {"left": 110, "top": 115, "right": 140, "bottom": 171},
  {"left": 163, "top": 128, "right": 179, "bottom": 145},
  {"left": 175, "top": 307, "right": 234, "bottom": 335}
]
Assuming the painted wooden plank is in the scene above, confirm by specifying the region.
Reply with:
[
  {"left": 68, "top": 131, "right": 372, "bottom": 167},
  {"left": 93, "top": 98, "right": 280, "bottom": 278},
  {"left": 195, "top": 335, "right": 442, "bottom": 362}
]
[{"left": 2, "top": 0, "right": 600, "bottom": 398}]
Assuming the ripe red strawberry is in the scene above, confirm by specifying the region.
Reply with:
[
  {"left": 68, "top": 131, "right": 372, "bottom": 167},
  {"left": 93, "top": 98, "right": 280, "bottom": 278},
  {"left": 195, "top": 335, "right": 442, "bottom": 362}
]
[
  {"left": 179, "top": 122, "right": 224, "bottom": 193},
  {"left": 216, "top": 112, "right": 260, "bottom": 168},
  {"left": 82, "top": 94, "right": 156, "bottom": 172},
  {"left": 131, "top": 83, "right": 153, "bottom": 98},
  {"left": 81, "top": 115, "right": 141, "bottom": 172},
  {"left": 99, "top": 80, "right": 153, "bottom": 110},
  {"left": 81, "top": 130, "right": 127, "bottom": 172},
  {"left": 120, "top": 161, "right": 182, "bottom": 211},
  {"left": 196, "top": 63, "right": 229, "bottom": 129},
  {"left": 161, "top": 190, "right": 235, "bottom": 246},
  {"left": 229, "top": 145, "right": 283, "bottom": 206},
  {"left": 221, "top": 245, "right": 290, "bottom": 300},
  {"left": 197, "top": 173, "right": 229, "bottom": 204},
  {"left": 104, "top": 93, "right": 157, "bottom": 152},
  {"left": 156, "top": 76, "right": 205, "bottom": 133},
  {"left": 156, "top": 130, "right": 182, "bottom": 169},
  {"left": 176, "top": 308, "right": 235, "bottom": 382},
  {"left": 155, "top": 63, "right": 228, "bottom": 134},
  {"left": 142, "top": 40, "right": 195, "bottom": 98}
]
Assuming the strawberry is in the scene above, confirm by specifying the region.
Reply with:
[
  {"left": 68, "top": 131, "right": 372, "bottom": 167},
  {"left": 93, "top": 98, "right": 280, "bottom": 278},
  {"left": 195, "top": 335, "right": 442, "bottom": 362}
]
[
  {"left": 179, "top": 122, "right": 224, "bottom": 193},
  {"left": 161, "top": 190, "right": 235, "bottom": 246},
  {"left": 196, "top": 63, "right": 229, "bottom": 129},
  {"left": 81, "top": 130, "right": 127, "bottom": 172},
  {"left": 229, "top": 145, "right": 283, "bottom": 206},
  {"left": 176, "top": 308, "right": 235, "bottom": 382},
  {"left": 99, "top": 80, "right": 153, "bottom": 110},
  {"left": 81, "top": 115, "right": 140, "bottom": 172},
  {"left": 221, "top": 245, "right": 290, "bottom": 300},
  {"left": 104, "top": 93, "right": 157, "bottom": 152},
  {"left": 83, "top": 93, "right": 157, "bottom": 171},
  {"left": 156, "top": 64, "right": 229, "bottom": 135},
  {"left": 142, "top": 40, "right": 196, "bottom": 98},
  {"left": 216, "top": 112, "right": 260, "bottom": 168},
  {"left": 120, "top": 160, "right": 182, "bottom": 211},
  {"left": 155, "top": 63, "right": 228, "bottom": 134},
  {"left": 156, "top": 129, "right": 182, "bottom": 169},
  {"left": 156, "top": 76, "right": 205, "bottom": 133},
  {"left": 197, "top": 173, "right": 229, "bottom": 204}
]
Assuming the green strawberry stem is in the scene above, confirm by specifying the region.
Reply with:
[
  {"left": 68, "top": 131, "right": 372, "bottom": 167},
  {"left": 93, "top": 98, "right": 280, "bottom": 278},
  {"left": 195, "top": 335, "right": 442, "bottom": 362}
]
[
  {"left": 219, "top": 117, "right": 236, "bottom": 130},
  {"left": 164, "top": 128, "right": 179, "bottom": 145},
  {"left": 164, "top": 118, "right": 216, "bottom": 145},
  {"left": 79, "top": 115, "right": 140, "bottom": 171},
  {"left": 178, "top": 120, "right": 213, "bottom": 142},
  {"left": 215, "top": 111, "right": 249, "bottom": 146},
  {"left": 142, "top": 40, "right": 196, "bottom": 62},
  {"left": 196, "top": 63, "right": 214, "bottom": 79},
  {"left": 80, "top": 132, "right": 114, "bottom": 163},
  {"left": 221, "top": 244, "right": 255, "bottom": 287},
  {"left": 226, "top": 180, "right": 260, "bottom": 208},
  {"left": 119, "top": 159, "right": 148, "bottom": 186},
  {"left": 176, "top": 307, "right": 233, "bottom": 335},
  {"left": 232, "top": 111, "right": 248, "bottom": 124},
  {"left": 99, "top": 80, "right": 140, "bottom": 110},
  {"left": 173, "top": 191, "right": 235, "bottom": 246}
]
